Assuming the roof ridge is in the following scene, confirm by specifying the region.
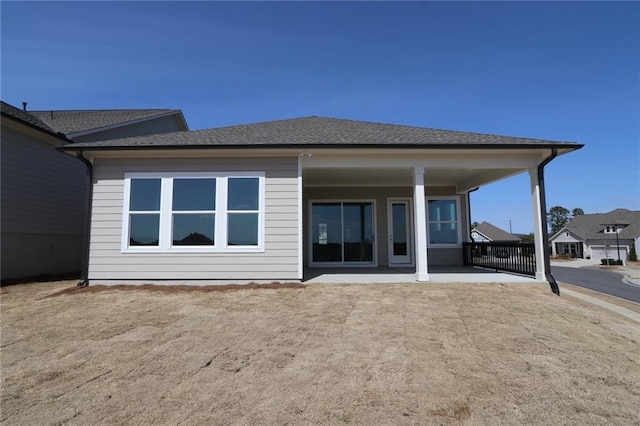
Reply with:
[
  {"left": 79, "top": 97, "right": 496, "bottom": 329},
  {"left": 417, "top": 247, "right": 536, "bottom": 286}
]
[{"left": 29, "top": 108, "right": 176, "bottom": 113}]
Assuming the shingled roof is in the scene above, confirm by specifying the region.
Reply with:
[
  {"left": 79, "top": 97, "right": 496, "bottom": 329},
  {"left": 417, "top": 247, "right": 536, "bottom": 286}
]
[
  {"left": 58, "top": 116, "right": 582, "bottom": 151},
  {"left": 560, "top": 209, "right": 640, "bottom": 241},
  {"left": 472, "top": 221, "right": 521, "bottom": 242},
  {"left": 1, "top": 101, "right": 71, "bottom": 141},
  {"left": 29, "top": 108, "right": 181, "bottom": 135}
]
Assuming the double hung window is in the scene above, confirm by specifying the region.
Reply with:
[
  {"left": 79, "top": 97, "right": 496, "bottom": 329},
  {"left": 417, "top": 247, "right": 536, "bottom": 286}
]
[
  {"left": 122, "top": 172, "right": 264, "bottom": 252},
  {"left": 427, "top": 198, "right": 461, "bottom": 246}
]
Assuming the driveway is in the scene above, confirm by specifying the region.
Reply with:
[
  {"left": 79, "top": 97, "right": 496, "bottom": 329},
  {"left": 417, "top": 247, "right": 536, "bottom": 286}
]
[
  {"left": 552, "top": 266, "right": 640, "bottom": 303},
  {"left": 1, "top": 281, "right": 639, "bottom": 425}
]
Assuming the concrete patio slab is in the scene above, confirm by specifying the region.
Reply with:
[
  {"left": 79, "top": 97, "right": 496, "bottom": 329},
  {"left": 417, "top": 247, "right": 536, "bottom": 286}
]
[{"left": 303, "top": 266, "right": 539, "bottom": 284}]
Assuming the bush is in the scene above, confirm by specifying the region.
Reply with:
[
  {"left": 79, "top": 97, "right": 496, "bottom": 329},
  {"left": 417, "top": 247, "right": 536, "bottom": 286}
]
[
  {"left": 601, "top": 259, "right": 623, "bottom": 265},
  {"left": 629, "top": 244, "right": 638, "bottom": 262}
]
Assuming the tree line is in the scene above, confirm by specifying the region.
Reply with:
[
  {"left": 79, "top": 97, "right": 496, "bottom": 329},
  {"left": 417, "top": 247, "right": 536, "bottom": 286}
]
[{"left": 548, "top": 206, "right": 583, "bottom": 234}]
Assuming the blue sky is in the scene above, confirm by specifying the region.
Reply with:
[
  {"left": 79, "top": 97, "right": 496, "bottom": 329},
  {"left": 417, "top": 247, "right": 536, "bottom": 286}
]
[{"left": 2, "top": 1, "right": 638, "bottom": 234}]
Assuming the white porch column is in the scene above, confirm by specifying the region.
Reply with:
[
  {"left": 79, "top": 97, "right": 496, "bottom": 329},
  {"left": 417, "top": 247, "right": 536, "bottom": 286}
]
[
  {"left": 529, "top": 168, "right": 546, "bottom": 281},
  {"left": 413, "top": 166, "right": 429, "bottom": 281}
]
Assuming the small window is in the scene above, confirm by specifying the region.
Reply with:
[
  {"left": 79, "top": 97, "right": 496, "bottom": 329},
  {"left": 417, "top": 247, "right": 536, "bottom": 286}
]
[
  {"left": 129, "top": 179, "right": 161, "bottom": 246},
  {"left": 427, "top": 198, "right": 460, "bottom": 245},
  {"left": 227, "top": 177, "right": 259, "bottom": 246},
  {"left": 604, "top": 226, "right": 617, "bottom": 234},
  {"left": 172, "top": 178, "right": 216, "bottom": 246}
]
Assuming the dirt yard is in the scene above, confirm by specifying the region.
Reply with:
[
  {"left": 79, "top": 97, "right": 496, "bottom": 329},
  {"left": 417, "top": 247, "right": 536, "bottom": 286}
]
[{"left": 1, "top": 281, "right": 639, "bottom": 425}]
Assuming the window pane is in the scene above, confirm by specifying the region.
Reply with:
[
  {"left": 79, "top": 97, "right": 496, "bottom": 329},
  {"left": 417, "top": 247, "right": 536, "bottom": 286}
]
[
  {"left": 228, "top": 178, "right": 259, "bottom": 210},
  {"left": 130, "top": 179, "right": 161, "bottom": 211},
  {"left": 428, "top": 200, "right": 457, "bottom": 222},
  {"left": 312, "top": 203, "right": 342, "bottom": 262},
  {"left": 129, "top": 214, "right": 160, "bottom": 246},
  {"left": 343, "top": 203, "right": 373, "bottom": 262},
  {"left": 228, "top": 213, "right": 258, "bottom": 246},
  {"left": 173, "top": 178, "right": 216, "bottom": 211},
  {"left": 429, "top": 222, "right": 458, "bottom": 244},
  {"left": 172, "top": 214, "right": 215, "bottom": 245}
]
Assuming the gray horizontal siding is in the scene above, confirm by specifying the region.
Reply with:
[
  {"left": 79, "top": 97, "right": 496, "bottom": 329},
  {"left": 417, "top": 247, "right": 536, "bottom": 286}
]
[
  {"left": 88, "top": 156, "right": 299, "bottom": 282},
  {"left": 1, "top": 126, "right": 86, "bottom": 236},
  {"left": 1, "top": 124, "right": 86, "bottom": 279}
]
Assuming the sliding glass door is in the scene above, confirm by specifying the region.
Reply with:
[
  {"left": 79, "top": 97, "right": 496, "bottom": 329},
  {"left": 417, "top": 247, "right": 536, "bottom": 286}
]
[{"left": 311, "top": 202, "right": 375, "bottom": 265}]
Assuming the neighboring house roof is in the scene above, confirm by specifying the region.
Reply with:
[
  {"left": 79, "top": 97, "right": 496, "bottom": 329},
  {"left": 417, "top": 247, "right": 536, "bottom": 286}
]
[
  {"left": 472, "top": 222, "right": 521, "bottom": 242},
  {"left": 1, "top": 101, "right": 71, "bottom": 142},
  {"left": 553, "top": 209, "right": 640, "bottom": 242},
  {"left": 58, "top": 116, "right": 582, "bottom": 151},
  {"left": 29, "top": 108, "right": 187, "bottom": 136}
]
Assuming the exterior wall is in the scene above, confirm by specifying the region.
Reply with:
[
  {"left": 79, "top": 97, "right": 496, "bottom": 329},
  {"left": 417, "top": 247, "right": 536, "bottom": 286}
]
[
  {"left": 88, "top": 156, "right": 299, "bottom": 282},
  {"left": 471, "top": 231, "right": 491, "bottom": 243},
  {"left": 1, "top": 125, "right": 86, "bottom": 280},
  {"left": 303, "top": 186, "right": 466, "bottom": 267},
  {"left": 73, "top": 115, "right": 185, "bottom": 143},
  {"left": 586, "top": 238, "right": 635, "bottom": 261},
  {"left": 550, "top": 231, "right": 583, "bottom": 256}
]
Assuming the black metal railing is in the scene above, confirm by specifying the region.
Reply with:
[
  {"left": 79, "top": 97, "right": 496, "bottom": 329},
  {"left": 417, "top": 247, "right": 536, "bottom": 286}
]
[{"left": 462, "top": 242, "right": 536, "bottom": 276}]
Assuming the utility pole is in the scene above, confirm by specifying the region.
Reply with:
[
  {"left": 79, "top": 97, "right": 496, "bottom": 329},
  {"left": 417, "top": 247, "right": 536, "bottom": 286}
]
[{"left": 509, "top": 220, "right": 512, "bottom": 234}]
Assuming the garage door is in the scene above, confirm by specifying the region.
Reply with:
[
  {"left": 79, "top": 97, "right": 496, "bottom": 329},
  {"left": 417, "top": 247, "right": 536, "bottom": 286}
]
[{"left": 590, "top": 246, "right": 627, "bottom": 261}]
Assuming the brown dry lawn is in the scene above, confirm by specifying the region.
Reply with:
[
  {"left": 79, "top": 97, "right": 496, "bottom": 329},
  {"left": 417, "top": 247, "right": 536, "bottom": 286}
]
[{"left": 1, "top": 281, "right": 639, "bottom": 425}]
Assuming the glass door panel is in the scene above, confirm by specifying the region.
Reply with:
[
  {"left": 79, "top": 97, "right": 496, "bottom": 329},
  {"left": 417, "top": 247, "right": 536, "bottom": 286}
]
[
  {"left": 311, "top": 203, "right": 343, "bottom": 262},
  {"left": 343, "top": 203, "right": 374, "bottom": 262},
  {"left": 310, "top": 202, "right": 375, "bottom": 264},
  {"left": 388, "top": 200, "right": 412, "bottom": 264}
]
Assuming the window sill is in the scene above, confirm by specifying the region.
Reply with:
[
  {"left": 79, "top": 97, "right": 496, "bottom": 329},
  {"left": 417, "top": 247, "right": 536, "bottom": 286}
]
[{"left": 121, "top": 246, "right": 265, "bottom": 254}]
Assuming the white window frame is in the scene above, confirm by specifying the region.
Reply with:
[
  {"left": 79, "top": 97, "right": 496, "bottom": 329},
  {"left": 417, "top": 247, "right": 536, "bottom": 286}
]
[
  {"left": 426, "top": 196, "right": 462, "bottom": 248},
  {"left": 121, "top": 171, "right": 265, "bottom": 253}
]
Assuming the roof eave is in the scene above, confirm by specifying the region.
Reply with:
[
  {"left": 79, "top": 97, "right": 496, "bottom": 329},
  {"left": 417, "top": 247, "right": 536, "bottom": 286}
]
[
  {"left": 56, "top": 142, "right": 584, "bottom": 153},
  {"left": 2, "top": 111, "right": 74, "bottom": 144}
]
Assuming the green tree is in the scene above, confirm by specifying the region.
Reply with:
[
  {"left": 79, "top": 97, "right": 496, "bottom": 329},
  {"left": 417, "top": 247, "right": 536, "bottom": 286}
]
[
  {"left": 548, "top": 206, "right": 570, "bottom": 234},
  {"left": 571, "top": 208, "right": 584, "bottom": 217},
  {"left": 471, "top": 221, "right": 480, "bottom": 229},
  {"left": 629, "top": 244, "right": 638, "bottom": 262},
  {"left": 520, "top": 232, "right": 534, "bottom": 244}
]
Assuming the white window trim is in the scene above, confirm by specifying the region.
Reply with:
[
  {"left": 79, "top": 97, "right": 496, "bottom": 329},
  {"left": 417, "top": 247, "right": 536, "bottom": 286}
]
[
  {"left": 426, "top": 196, "right": 462, "bottom": 248},
  {"left": 121, "top": 171, "right": 265, "bottom": 253},
  {"left": 307, "top": 199, "right": 378, "bottom": 267}
]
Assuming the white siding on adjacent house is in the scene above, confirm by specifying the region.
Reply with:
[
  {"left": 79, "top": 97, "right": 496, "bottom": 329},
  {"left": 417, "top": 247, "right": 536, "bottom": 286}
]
[
  {"left": 303, "top": 186, "right": 466, "bottom": 267},
  {"left": 88, "top": 156, "right": 299, "bottom": 283},
  {"left": 1, "top": 125, "right": 86, "bottom": 280},
  {"left": 72, "top": 115, "right": 185, "bottom": 143}
]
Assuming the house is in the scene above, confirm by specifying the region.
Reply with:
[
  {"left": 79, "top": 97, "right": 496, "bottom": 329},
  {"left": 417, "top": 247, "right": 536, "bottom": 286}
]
[
  {"left": 550, "top": 209, "right": 640, "bottom": 262},
  {"left": 57, "top": 116, "right": 582, "bottom": 290},
  {"left": 29, "top": 108, "right": 189, "bottom": 142},
  {"left": 1, "top": 102, "right": 188, "bottom": 281},
  {"left": 471, "top": 222, "right": 521, "bottom": 243}
]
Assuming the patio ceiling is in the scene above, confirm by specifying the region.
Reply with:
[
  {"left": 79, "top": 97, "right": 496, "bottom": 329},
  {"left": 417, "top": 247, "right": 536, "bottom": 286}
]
[{"left": 303, "top": 167, "right": 524, "bottom": 191}]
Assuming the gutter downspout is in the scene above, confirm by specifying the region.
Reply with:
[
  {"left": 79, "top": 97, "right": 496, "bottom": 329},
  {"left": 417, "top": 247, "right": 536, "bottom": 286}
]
[
  {"left": 76, "top": 151, "right": 93, "bottom": 287},
  {"left": 537, "top": 148, "right": 559, "bottom": 295},
  {"left": 467, "top": 187, "right": 480, "bottom": 242}
]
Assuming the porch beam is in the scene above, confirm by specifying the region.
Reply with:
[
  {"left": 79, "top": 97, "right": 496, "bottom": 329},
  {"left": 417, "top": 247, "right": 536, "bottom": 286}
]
[
  {"left": 413, "top": 166, "right": 429, "bottom": 281},
  {"left": 529, "top": 168, "right": 546, "bottom": 281},
  {"left": 304, "top": 154, "right": 541, "bottom": 170}
]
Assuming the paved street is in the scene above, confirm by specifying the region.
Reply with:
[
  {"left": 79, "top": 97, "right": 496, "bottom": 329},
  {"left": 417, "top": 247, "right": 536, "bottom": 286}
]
[{"left": 552, "top": 266, "right": 640, "bottom": 303}]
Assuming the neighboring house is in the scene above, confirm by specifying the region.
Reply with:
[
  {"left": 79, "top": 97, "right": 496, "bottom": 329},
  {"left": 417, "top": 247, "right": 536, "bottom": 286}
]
[
  {"left": 1, "top": 101, "right": 189, "bottom": 281},
  {"left": 471, "top": 222, "right": 521, "bottom": 243},
  {"left": 29, "top": 108, "right": 188, "bottom": 142},
  {"left": 57, "top": 116, "right": 582, "bottom": 286},
  {"left": 550, "top": 209, "right": 640, "bottom": 262}
]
